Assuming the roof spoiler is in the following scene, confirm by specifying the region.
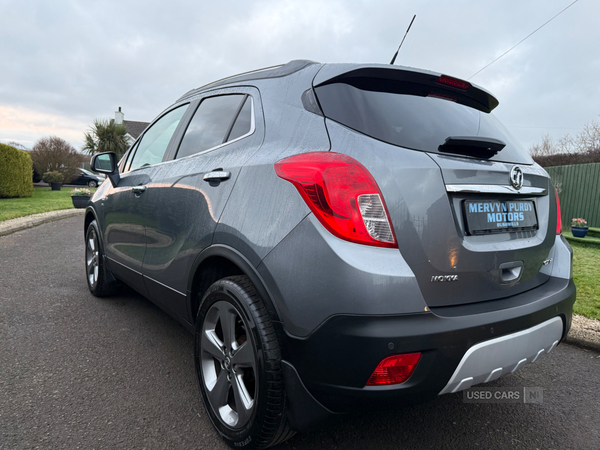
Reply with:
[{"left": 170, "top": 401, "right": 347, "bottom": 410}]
[{"left": 313, "top": 65, "right": 499, "bottom": 113}]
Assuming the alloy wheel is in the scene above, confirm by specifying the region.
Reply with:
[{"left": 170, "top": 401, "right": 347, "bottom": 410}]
[
  {"left": 200, "top": 300, "right": 257, "bottom": 429},
  {"left": 86, "top": 228, "right": 99, "bottom": 289}
]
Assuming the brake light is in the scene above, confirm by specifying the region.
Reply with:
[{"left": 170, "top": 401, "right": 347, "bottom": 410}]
[
  {"left": 275, "top": 152, "right": 397, "bottom": 248},
  {"left": 555, "top": 187, "right": 562, "bottom": 235},
  {"left": 437, "top": 75, "right": 471, "bottom": 90},
  {"left": 366, "top": 353, "right": 421, "bottom": 386}
]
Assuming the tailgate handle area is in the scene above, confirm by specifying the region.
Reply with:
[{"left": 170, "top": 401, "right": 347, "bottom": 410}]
[{"left": 499, "top": 261, "right": 523, "bottom": 283}]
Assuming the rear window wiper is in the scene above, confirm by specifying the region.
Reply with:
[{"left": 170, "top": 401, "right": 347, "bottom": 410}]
[{"left": 438, "top": 136, "right": 506, "bottom": 159}]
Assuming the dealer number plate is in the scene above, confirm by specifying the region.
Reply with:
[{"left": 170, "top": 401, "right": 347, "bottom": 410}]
[{"left": 464, "top": 200, "right": 538, "bottom": 235}]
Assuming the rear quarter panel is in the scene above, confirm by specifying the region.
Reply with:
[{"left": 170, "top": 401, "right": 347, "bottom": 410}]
[{"left": 214, "top": 65, "right": 330, "bottom": 267}]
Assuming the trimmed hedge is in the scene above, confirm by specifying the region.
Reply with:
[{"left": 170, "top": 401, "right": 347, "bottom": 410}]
[{"left": 0, "top": 143, "right": 34, "bottom": 198}]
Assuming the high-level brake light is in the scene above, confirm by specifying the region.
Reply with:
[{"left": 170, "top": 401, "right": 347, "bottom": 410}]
[
  {"left": 366, "top": 353, "right": 422, "bottom": 386},
  {"left": 437, "top": 75, "right": 471, "bottom": 90},
  {"left": 275, "top": 152, "right": 397, "bottom": 248}
]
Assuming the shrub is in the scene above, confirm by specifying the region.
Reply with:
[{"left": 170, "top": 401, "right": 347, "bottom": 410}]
[
  {"left": 0, "top": 143, "right": 34, "bottom": 198},
  {"left": 42, "top": 171, "right": 65, "bottom": 184}
]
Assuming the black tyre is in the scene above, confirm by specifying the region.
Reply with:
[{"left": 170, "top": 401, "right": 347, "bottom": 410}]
[
  {"left": 88, "top": 180, "right": 98, "bottom": 188},
  {"left": 195, "top": 276, "right": 295, "bottom": 449},
  {"left": 85, "top": 220, "right": 118, "bottom": 297}
]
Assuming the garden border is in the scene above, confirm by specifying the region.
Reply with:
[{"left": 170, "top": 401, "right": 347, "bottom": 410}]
[{"left": 0, "top": 209, "right": 84, "bottom": 237}]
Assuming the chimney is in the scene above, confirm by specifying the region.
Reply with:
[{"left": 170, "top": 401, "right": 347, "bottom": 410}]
[{"left": 115, "top": 106, "right": 124, "bottom": 125}]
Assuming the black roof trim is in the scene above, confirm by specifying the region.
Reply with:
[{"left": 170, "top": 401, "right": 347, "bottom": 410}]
[{"left": 177, "top": 60, "right": 320, "bottom": 102}]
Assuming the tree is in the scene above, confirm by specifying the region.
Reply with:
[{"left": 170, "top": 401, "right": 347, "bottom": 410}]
[
  {"left": 529, "top": 133, "right": 557, "bottom": 159},
  {"left": 529, "top": 118, "right": 600, "bottom": 167},
  {"left": 82, "top": 119, "right": 130, "bottom": 159},
  {"left": 30, "top": 136, "right": 82, "bottom": 183}
]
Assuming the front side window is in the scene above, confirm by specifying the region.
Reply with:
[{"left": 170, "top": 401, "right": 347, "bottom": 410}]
[
  {"left": 128, "top": 105, "right": 188, "bottom": 171},
  {"left": 176, "top": 94, "right": 251, "bottom": 159}
]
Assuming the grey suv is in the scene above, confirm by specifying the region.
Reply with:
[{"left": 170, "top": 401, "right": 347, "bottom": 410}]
[{"left": 85, "top": 60, "right": 575, "bottom": 449}]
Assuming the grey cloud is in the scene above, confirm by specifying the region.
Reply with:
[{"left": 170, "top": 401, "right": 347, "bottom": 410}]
[{"left": 0, "top": 0, "right": 597, "bottom": 150}]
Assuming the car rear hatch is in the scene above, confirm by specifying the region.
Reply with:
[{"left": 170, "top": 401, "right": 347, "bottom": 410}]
[{"left": 313, "top": 64, "right": 558, "bottom": 308}]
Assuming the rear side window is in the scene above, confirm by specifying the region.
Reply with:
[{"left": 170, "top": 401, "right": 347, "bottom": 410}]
[
  {"left": 315, "top": 81, "right": 531, "bottom": 164},
  {"left": 128, "top": 105, "right": 188, "bottom": 171},
  {"left": 227, "top": 97, "right": 253, "bottom": 142},
  {"left": 176, "top": 94, "right": 251, "bottom": 159}
]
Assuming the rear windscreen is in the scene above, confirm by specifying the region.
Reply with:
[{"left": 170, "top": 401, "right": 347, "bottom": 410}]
[{"left": 315, "top": 81, "right": 532, "bottom": 164}]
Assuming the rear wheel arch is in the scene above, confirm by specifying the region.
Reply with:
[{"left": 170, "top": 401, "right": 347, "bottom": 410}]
[{"left": 188, "top": 245, "right": 281, "bottom": 325}]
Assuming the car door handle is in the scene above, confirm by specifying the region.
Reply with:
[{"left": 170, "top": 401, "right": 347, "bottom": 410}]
[
  {"left": 203, "top": 171, "right": 231, "bottom": 182},
  {"left": 132, "top": 186, "right": 147, "bottom": 194}
]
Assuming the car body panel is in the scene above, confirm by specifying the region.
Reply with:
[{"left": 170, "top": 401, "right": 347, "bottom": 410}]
[
  {"left": 214, "top": 63, "right": 329, "bottom": 267},
  {"left": 102, "top": 170, "right": 153, "bottom": 296},
  {"left": 259, "top": 214, "right": 428, "bottom": 337}
]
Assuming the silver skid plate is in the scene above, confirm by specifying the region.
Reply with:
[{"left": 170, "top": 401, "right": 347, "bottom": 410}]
[{"left": 439, "top": 317, "right": 563, "bottom": 395}]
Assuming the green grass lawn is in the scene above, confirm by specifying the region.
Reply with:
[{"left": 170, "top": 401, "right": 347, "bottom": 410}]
[
  {"left": 571, "top": 243, "right": 600, "bottom": 321},
  {"left": 0, "top": 187, "right": 90, "bottom": 221}
]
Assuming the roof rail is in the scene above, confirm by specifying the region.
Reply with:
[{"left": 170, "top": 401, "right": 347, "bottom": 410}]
[{"left": 177, "top": 60, "right": 319, "bottom": 102}]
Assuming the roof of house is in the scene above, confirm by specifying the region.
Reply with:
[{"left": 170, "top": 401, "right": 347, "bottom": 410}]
[{"left": 123, "top": 120, "right": 149, "bottom": 139}]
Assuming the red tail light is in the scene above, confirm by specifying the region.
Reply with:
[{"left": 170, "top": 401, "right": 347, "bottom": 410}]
[
  {"left": 275, "top": 152, "right": 397, "bottom": 248},
  {"left": 555, "top": 187, "right": 562, "bottom": 235},
  {"left": 366, "top": 353, "right": 421, "bottom": 386}
]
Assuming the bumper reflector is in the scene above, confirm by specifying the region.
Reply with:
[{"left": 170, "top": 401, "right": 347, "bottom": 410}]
[{"left": 366, "top": 353, "right": 421, "bottom": 386}]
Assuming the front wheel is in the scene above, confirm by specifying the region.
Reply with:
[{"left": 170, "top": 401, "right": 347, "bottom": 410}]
[
  {"left": 85, "top": 220, "right": 118, "bottom": 296},
  {"left": 88, "top": 180, "right": 97, "bottom": 188},
  {"left": 195, "top": 276, "right": 294, "bottom": 449}
]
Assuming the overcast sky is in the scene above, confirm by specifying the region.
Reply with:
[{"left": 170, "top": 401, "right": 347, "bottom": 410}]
[{"left": 0, "top": 0, "right": 596, "bottom": 152}]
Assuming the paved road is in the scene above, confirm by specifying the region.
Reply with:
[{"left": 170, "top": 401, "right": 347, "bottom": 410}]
[{"left": 1, "top": 216, "right": 599, "bottom": 450}]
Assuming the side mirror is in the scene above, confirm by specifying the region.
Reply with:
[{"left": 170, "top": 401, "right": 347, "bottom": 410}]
[{"left": 91, "top": 152, "right": 120, "bottom": 187}]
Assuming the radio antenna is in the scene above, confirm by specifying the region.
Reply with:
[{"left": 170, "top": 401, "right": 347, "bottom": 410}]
[{"left": 390, "top": 15, "right": 416, "bottom": 65}]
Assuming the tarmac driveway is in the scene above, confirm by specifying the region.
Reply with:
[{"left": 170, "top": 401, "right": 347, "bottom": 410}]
[{"left": 1, "top": 216, "right": 599, "bottom": 449}]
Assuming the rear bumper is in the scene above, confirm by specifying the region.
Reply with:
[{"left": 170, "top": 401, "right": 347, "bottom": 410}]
[{"left": 281, "top": 276, "right": 575, "bottom": 430}]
